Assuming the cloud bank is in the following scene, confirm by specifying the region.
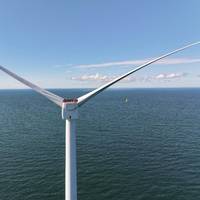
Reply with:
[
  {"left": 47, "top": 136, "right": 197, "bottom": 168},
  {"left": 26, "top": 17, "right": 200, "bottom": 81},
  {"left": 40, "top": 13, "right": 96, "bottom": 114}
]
[{"left": 71, "top": 72, "right": 188, "bottom": 83}]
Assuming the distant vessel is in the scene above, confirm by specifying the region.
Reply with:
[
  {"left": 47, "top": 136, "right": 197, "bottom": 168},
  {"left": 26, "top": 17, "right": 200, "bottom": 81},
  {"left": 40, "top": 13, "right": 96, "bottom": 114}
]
[{"left": 125, "top": 97, "right": 128, "bottom": 103}]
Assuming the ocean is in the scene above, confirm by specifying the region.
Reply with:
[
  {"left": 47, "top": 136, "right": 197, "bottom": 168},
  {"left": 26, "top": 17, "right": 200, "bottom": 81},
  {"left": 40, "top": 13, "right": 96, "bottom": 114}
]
[{"left": 1, "top": 88, "right": 200, "bottom": 200}]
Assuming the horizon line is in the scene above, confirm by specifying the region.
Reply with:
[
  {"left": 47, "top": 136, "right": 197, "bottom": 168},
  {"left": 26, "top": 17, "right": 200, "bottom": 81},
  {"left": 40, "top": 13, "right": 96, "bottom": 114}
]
[{"left": 1, "top": 86, "right": 200, "bottom": 90}]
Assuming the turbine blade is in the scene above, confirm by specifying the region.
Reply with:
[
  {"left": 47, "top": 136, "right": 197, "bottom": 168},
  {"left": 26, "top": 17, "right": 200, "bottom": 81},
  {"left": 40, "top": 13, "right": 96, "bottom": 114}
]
[
  {"left": 0, "top": 65, "right": 64, "bottom": 107},
  {"left": 77, "top": 41, "right": 200, "bottom": 106}
]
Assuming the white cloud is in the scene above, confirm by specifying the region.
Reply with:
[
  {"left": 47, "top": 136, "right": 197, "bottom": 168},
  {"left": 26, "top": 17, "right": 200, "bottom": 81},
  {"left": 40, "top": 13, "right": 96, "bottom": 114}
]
[
  {"left": 155, "top": 72, "right": 188, "bottom": 80},
  {"left": 53, "top": 64, "right": 73, "bottom": 68},
  {"left": 71, "top": 73, "right": 113, "bottom": 82},
  {"left": 72, "top": 58, "right": 200, "bottom": 69},
  {"left": 155, "top": 74, "right": 165, "bottom": 79}
]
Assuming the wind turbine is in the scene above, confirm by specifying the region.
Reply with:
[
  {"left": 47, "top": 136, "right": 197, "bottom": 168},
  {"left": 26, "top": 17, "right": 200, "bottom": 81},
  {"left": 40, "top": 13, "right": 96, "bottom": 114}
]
[{"left": 0, "top": 41, "right": 199, "bottom": 200}]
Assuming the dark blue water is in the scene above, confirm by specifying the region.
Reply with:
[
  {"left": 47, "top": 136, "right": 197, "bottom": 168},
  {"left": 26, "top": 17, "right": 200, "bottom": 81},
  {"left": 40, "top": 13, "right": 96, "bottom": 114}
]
[{"left": 1, "top": 88, "right": 200, "bottom": 200}]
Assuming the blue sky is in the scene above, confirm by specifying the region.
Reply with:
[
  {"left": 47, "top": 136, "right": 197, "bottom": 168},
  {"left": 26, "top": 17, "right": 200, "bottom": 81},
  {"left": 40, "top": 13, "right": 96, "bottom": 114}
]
[{"left": 0, "top": 0, "right": 199, "bottom": 89}]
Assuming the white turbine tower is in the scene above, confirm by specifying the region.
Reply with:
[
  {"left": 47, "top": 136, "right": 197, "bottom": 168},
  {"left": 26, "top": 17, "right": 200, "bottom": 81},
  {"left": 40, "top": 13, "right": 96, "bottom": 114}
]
[{"left": 0, "top": 41, "right": 199, "bottom": 200}]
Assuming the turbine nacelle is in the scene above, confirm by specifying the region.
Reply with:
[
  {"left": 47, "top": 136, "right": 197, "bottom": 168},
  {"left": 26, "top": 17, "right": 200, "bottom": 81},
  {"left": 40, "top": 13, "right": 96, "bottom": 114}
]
[{"left": 62, "top": 99, "right": 78, "bottom": 120}]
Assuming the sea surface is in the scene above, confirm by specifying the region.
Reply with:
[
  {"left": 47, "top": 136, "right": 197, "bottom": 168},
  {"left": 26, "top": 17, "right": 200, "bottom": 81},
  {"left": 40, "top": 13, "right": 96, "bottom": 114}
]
[{"left": 1, "top": 88, "right": 200, "bottom": 200}]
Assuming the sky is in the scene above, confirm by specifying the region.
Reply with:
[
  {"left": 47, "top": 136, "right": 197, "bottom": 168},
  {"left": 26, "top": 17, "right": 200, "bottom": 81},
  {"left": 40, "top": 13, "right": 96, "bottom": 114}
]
[{"left": 0, "top": 0, "right": 199, "bottom": 89}]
